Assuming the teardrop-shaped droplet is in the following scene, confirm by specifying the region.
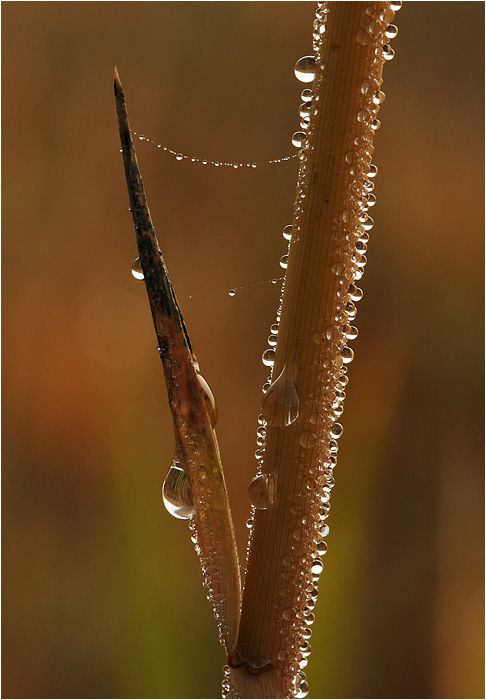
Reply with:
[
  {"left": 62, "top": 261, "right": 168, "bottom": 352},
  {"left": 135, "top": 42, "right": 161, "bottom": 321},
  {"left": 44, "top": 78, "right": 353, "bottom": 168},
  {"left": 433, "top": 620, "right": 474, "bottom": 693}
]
[
  {"left": 248, "top": 473, "right": 276, "bottom": 510},
  {"left": 197, "top": 373, "right": 218, "bottom": 427},
  {"left": 261, "top": 366, "right": 300, "bottom": 427},
  {"left": 162, "top": 461, "right": 194, "bottom": 520},
  {"left": 131, "top": 256, "right": 144, "bottom": 280},
  {"left": 294, "top": 55, "right": 317, "bottom": 83}
]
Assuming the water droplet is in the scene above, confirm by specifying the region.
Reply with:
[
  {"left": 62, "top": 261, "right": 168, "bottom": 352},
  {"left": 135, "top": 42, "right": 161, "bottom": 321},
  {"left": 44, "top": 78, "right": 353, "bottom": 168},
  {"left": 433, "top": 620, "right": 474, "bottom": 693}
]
[
  {"left": 356, "top": 29, "right": 371, "bottom": 45},
  {"left": 342, "top": 347, "right": 354, "bottom": 364},
  {"left": 382, "top": 44, "right": 395, "bottom": 61},
  {"left": 262, "top": 348, "right": 276, "bottom": 367},
  {"left": 261, "top": 366, "right": 300, "bottom": 427},
  {"left": 316, "top": 541, "right": 328, "bottom": 556},
  {"left": 268, "top": 334, "right": 278, "bottom": 347},
  {"left": 331, "top": 262, "right": 347, "bottom": 276},
  {"left": 296, "top": 680, "right": 309, "bottom": 698},
  {"left": 280, "top": 255, "right": 289, "bottom": 269},
  {"left": 311, "top": 558, "right": 323, "bottom": 576},
  {"left": 299, "top": 431, "right": 317, "bottom": 448},
  {"left": 367, "top": 164, "right": 378, "bottom": 178},
  {"left": 294, "top": 55, "right": 317, "bottom": 83},
  {"left": 228, "top": 288, "right": 236, "bottom": 297},
  {"left": 292, "top": 131, "right": 307, "bottom": 148},
  {"left": 270, "top": 323, "right": 279, "bottom": 334},
  {"left": 391, "top": 0, "right": 402, "bottom": 9},
  {"left": 162, "top": 461, "right": 194, "bottom": 520},
  {"left": 330, "top": 423, "right": 343, "bottom": 439},
  {"left": 344, "top": 325, "right": 359, "bottom": 340},
  {"left": 248, "top": 473, "right": 276, "bottom": 510},
  {"left": 131, "top": 256, "right": 144, "bottom": 280},
  {"left": 348, "top": 284, "right": 363, "bottom": 301},
  {"left": 195, "top": 373, "right": 218, "bottom": 427},
  {"left": 282, "top": 225, "right": 293, "bottom": 241},
  {"left": 246, "top": 517, "right": 254, "bottom": 529},
  {"left": 175, "top": 153, "right": 183, "bottom": 161},
  {"left": 373, "top": 90, "right": 386, "bottom": 105},
  {"left": 300, "top": 88, "right": 313, "bottom": 102},
  {"left": 386, "top": 24, "right": 398, "bottom": 39}
]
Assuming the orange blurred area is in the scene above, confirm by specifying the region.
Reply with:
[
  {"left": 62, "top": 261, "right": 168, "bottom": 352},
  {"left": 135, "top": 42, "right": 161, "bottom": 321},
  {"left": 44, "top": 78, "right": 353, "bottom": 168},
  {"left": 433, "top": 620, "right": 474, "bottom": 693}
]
[{"left": 2, "top": 2, "right": 484, "bottom": 698}]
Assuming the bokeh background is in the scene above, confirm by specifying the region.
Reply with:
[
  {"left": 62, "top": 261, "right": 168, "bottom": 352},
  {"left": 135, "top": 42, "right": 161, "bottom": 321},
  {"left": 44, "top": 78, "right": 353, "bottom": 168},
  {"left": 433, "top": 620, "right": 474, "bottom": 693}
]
[{"left": 2, "top": 2, "right": 484, "bottom": 698}]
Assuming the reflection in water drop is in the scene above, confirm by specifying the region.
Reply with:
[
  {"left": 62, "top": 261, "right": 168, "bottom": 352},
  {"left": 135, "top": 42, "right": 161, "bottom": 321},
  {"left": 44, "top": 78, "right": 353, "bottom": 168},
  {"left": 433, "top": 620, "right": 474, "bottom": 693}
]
[
  {"left": 261, "top": 366, "right": 300, "bottom": 427},
  {"left": 131, "top": 257, "right": 144, "bottom": 280},
  {"left": 162, "top": 461, "right": 194, "bottom": 520},
  {"left": 248, "top": 473, "right": 276, "bottom": 510},
  {"left": 294, "top": 55, "right": 317, "bottom": 83}
]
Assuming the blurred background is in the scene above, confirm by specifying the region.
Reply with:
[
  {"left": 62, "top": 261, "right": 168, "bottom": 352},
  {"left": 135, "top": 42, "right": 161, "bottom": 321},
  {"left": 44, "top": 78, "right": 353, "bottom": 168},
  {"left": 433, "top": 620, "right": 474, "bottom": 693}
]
[{"left": 2, "top": 2, "right": 484, "bottom": 698}]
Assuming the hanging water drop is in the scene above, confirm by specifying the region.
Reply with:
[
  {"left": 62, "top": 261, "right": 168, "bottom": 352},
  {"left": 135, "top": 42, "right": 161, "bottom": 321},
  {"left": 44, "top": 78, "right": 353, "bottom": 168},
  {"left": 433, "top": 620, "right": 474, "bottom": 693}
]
[
  {"left": 261, "top": 365, "right": 300, "bottom": 427},
  {"left": 292, "top": 131, "right": 307, "bottom": 148},
  {"left": 228, "top": 288, "right": 236, "bottom": 297},
  {"left": 162, "top": 461, "right": 194, "bottom": 520},
  {"left": 175, "top": 153, "right": 183, "bottom": 161},
  {"left": 301, "top": 88, "right": 313, "bottom": 102},
  {"left": 282, "top": 225, "right": 293, "bottom": 241},
  {"left": 280, "top": 255, "right": 289, "bottom": 269},
  {"left": 262, "top": 348, "right": 276, "bottom": 367},
  {"left": 330, "top": 423, "right": 343, "bottom": 439},
  {"left": 248, "top": 473, "right": 276, "bottom": 510},
  {"left": 341, "top": 346, "right": 354, "bottom": 364},
  {"left": 294, "top": 55, "right": 317, "bottom": 83},
  {"left": 131, "top": 256, "right": 144, "bottom": 280}
]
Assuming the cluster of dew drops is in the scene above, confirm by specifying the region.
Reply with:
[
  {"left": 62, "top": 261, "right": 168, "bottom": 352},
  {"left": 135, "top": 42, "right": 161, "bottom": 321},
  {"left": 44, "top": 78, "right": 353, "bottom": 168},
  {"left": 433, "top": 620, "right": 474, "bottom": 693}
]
[{"left": 224, "top": 3, "right": 402, "bottom": 698}]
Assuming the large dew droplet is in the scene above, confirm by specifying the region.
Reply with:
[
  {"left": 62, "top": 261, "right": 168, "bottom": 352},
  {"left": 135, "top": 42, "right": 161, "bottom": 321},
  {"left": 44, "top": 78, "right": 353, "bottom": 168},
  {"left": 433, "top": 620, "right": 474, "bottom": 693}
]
[
  {"left": 162, "top": 461, "right": 194, "bottom": 520},
  {"left": 131, "top": 256, "right": 144, "bottom": 280},
  {"left": 248, "top": 473, "right": 276, "bottom": 510},
  {"left": 196, "top": 372, "right": 218, "bottom": 427},
  {"left": 261, "top": 366, "right": 300, "bottom": 427},
  {"left": 294, "top": 56, "right": 317, "bottom": 83}
]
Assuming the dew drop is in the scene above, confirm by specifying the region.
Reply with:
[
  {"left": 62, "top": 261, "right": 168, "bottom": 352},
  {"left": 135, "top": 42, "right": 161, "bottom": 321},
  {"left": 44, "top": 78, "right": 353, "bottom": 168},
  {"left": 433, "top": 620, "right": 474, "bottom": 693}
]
[
  {"left": 270, "top": 323, "right": 279, "bottom": 334},
  {"left": 294, "top": 55, "right": 317, "bottom": 83},
  {"left": 348, "top": 284, "right": 363, "bottom": 301},
  {"left": 196, "top": 372, "right": 218, "bottom": 427},
  {"left": 386, "top": 24, "right": 398, "bottom": 38},
  {"left": 282, "top": 224, "right": 293, "bottom": 241},
  {"left": 262, "top": 348, "right": 276, "bottom": 367},
  {"left": 382, "top": 44, "right": 395, "bottom": 61},
  {"left": 248, "top": 473, "right": 276, "bottom": 510},
  {"left": 330, "top": 423, "right": 343, "bottom": 439},
  {"left": 280, "top": 255, "right": 289, "bottom": 269},
  {"left": 356, "top": 29, "right": 371, "bottom": 45},
  {"left": 131, "top": 256, "right": 144, "bottom": 280},
  {"left": 331, "top": 262, "right": 347, "bottom": 276},
  {"left": 344, "top": 325, "right": 359, "bottom": 340},
  {"left": 391, "top": 0, "right": 402, "bottom": 9},
  {"left": 300, "top": 88, "right": 313, "bottom": 102},
  {"left": 175, "top": 153, "right": 183, "bottom": 161},
  {"left": 228, "top": 288, "right": 236, "bottom": 297},
  {"left": 342, "top": 347, "right": 354, "bottom": 364},
  {"left": 162, "top": 461, "right": 194, "bottom": 520},
  {"left": 311, "top": 558, "right": 323, "bottom": 576},
  {"left": 292, "top": 131, "right": 307, "bottom": 148},
  {"left": 299, "top": 431, "right": 317, "bottom": 449},
  {"left": 367, "top": 163, "right": 378, "bottom": 178},
  {"left": 261, "top": 366, "right": 300, "bottom": 427}
]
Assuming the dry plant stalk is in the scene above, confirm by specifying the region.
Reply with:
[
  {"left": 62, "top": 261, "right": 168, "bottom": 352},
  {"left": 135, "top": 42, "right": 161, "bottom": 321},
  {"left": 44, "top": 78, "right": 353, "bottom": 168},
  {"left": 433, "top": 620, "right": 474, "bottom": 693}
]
[
  {"left": 115, "top": 1, "right": 399, "bottom": 697},
  {"left": 225, "top": 2, "right": 398, "bottom": 697},
  {"left": 114, "top": 69, "right": 241, "bottom": 654}
]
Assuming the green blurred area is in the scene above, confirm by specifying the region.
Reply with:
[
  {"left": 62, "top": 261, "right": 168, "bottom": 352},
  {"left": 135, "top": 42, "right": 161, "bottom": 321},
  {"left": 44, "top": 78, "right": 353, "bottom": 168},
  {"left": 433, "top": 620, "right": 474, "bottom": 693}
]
[{"left": 2, "top": 2, "right": 484, "bottom": 698}]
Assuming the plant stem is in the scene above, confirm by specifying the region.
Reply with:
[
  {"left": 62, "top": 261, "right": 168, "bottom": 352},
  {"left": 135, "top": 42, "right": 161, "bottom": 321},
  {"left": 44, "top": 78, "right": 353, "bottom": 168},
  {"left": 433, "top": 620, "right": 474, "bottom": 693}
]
[
  {"left": 114, "top": 69, "right": 241, "bottom": 654},
  {"left": 226, "top": 3, "right": 397, "bottom": 697}
]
